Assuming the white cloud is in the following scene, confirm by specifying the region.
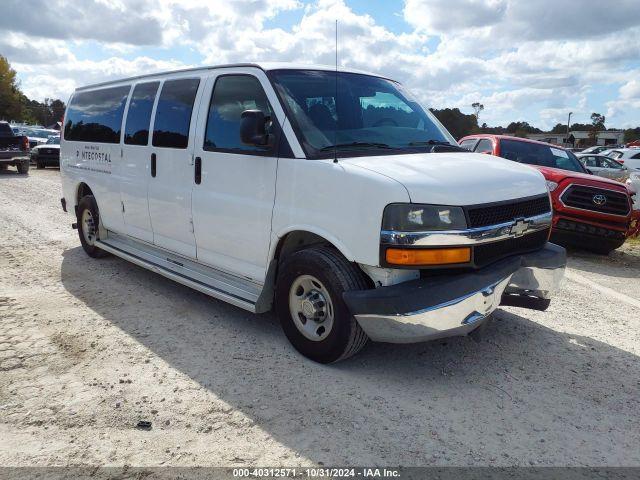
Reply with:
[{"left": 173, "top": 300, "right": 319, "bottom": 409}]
[{"left": 1, "top": 0, "right": 639, "bottom": 128}]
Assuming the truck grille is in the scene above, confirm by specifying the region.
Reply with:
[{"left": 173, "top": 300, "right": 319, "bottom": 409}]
[
  {"left": 473, "top": 228, "right": 550, "bottom": 267},
  {"left": 561, "top": 185, "right": 630, "bottom": 216},
  {"left": 466, "top": 195, "right": 551, "bottom": 228}
]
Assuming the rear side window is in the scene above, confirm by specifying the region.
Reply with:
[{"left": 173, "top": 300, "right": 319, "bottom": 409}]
[
  {"left": 475, "top": 139, "right": 493, "bottom": 153},
  {"left": 124, "top": 82, "right": 159, "bottom": 146},
  {"left": 204, "top": 75, "right": 275, "bottom": 154},
  {"left": 632, "top": 153, "right": 640, "bottom": 159},
  {"left": 0, "top": 123, "right": 14, "bottom": 136},
  {"left": 459, "top": 139, "right": 476, "bottom": 151},
  {"left": 64, "top": 85, "right": 130, "bottom": 143},
  {"left": 152, "top": 78, "right": 200, "bottom": 149}
]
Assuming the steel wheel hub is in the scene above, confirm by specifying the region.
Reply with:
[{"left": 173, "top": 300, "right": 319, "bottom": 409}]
[
  {"left": 288, "top": 275, "right": 334, "bottom": 342},
  {"left": 82, "top": 209, "right": 97, "bottom": 246}
]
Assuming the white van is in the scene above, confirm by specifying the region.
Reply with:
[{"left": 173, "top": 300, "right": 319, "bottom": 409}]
[{"left": 60, "top": 63, "right": 565, "bottom": 363}]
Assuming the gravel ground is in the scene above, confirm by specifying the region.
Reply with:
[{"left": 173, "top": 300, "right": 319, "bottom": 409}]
[{"left": 0, "top": 167, "right": 639, "bottom": 467}]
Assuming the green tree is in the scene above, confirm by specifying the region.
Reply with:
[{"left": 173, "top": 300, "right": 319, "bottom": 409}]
[
  {"left": 589, "top": 112, "right": 605, "bottom": 143},
  {"left": 430, "top": 107, "right": 478, "bottom": 139},
  {"left": 471, "top": 102, "right": 484, "bottom": 122},
  {"left": 624, "top": 127, "right": 640, "bottom": 144},
  {"left": 0, "top": 55, "right": 24, "bottom": 121}
]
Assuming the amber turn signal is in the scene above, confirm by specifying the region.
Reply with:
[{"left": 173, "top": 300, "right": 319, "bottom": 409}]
[{"left": 385, "top": 247, "right": 471, "bottom": 266}]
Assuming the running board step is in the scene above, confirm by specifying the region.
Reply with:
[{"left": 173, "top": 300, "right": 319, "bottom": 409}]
[{"left": 95, "top": 233, "right": 261, "bottom": 312}]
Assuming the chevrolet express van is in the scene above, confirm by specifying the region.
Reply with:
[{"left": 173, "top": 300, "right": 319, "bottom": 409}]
[{"left": 60, "top": 63, "right": 566, "bottom": 363}]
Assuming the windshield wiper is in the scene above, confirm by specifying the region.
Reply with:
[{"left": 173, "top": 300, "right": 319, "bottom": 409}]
[{"left": 320, "top": 141, "right": 392, "bottom": 151}]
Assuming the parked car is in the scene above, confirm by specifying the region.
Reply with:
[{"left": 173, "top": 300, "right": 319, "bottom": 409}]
[
  {"left": 59, "top": 63, "right": 566, "bottom": 363},
  {"left": 602, "top": 148, "right": 640, "bottom": 170},
  {"left": 579, "top": 145, "right": 611, "bottom": 155},
  {"left": 459, "top": 135, "right": 634, "bottom": 254},
  {"left": 0, "top": 121, "right": 30, "bottom": 174},
  {"left": 30, "top": 135, "right": 60, "bottom": 169},
  {"left": 577, "top": 153, "right": 629, "bottom": 182},
  {"left": 21, "top": 127, "right": 59, "bottom": 149}
]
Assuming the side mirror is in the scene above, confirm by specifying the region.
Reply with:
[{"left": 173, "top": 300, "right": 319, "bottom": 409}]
[{"left": 240, "top": 110, "right": 272, "bottom": 147}]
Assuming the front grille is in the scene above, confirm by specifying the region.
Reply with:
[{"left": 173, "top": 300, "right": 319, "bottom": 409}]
[
  {"left": 466, "top": 195, "right": 551, "bottom": 228},
  {"left": 473, "top": 228, "right": 549, "bottom": 267},
  {"left": 556, "top": 218, "right": 626, "bottom": 240},
  {"left": 561, "top": 185, "right": 630, "bottom": 216}
]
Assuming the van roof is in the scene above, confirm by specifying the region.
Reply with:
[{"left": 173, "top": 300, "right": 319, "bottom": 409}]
[{"left": 75, "top": 62, "right": 389, "bottom": 92}]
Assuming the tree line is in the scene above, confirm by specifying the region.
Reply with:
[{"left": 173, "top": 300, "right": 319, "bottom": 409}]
[{"left": 0, "top": 55, "right": 66, "bottom": 126}]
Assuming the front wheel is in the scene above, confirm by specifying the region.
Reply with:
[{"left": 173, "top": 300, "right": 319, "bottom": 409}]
[
  {"left": 77, "top": 195, "right": 109, "bottom": 258},
  {"left": 275, "top": 246, "right": 370, "bottom": 363}
]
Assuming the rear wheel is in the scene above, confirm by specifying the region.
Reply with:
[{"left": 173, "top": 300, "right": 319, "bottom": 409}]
[
  {"left": 16, "top": 160, "right": 29, "bottom": 174},
  {"left": 275, "top": 246, "right": 370, "bottom": 363},
  {"left": 77, "top": 195, "right": 108, "bottom": 258},
  {"left": 36, "top": 161, "right": 45, "bottom": 169}
]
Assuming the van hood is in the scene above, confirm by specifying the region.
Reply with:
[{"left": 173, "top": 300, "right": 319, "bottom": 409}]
[{"left": 342, "top": 152, "right": 547, "bottom": 205}]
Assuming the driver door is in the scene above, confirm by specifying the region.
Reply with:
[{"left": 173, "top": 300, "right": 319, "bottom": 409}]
[{"left": 190, "top": 69, "right": 283, "bottom": 283}]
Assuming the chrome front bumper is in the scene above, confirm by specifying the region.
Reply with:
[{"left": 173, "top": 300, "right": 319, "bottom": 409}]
[{"left": 344, "top": 243, "right": 566, "bottom": 344}]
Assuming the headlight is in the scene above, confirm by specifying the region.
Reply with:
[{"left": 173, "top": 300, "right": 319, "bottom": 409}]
[
  {"left": 546, "top": 180, "right": 558, "bottom": 192},
  {"left": 382, "top": 204, "right": 467, "bottom": 231}
]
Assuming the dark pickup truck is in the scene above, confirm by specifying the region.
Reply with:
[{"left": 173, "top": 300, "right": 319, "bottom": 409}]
[{"left": 0, "top": 121, "right": 30, "bottom": 174}]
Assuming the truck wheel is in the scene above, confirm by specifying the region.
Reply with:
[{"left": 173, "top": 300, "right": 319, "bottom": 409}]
[
  {"left": 36, "top": 161, "right": 45, "bottom": 169},
  {"left": 77, "top": 195, "right": 108, "bottom": 258},
  {"left": 16, "top": 161, "right": 29, "bottom": 174},
  {"left": 275, "top": 246, "right": 370, "bottom": 363}
]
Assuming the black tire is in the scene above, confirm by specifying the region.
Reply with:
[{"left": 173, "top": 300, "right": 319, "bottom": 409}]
[
  {"left": 16, "top": 161, "right": 29, "bottom": 174},
  {"left": 275, "top": 246, "right": 370, "bottom": 363},
  {"left": 36, "top": 161, "right": 45, "bottom": 169},
  {"left": 77, "top": 195, "right": 109, "bottom": 258}
]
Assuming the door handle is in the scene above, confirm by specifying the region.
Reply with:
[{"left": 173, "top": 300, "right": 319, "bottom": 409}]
[
  {"left": 151, "top": 153, "right": 156, "bottom": 178},
  {"left": 194, "top": 156, "right": 202, "bottom": 185}
]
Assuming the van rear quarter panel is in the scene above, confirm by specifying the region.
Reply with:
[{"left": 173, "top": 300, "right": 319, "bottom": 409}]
[{"left": 271, "top": 158, "right": 410, "bottom": 267}]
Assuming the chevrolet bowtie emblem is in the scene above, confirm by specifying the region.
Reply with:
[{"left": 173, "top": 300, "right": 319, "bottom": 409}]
[{"left": 510, "top": 219, "right": 530, "bottom": 237}]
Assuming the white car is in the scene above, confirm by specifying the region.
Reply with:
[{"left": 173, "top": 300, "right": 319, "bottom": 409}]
[
  {"left": 59, "top": 63, "right": 565, "bottom": 362},
  {"left": 22, "top": 127, "right": 59, "bottom": 149},
  {"left": 579, "top": 145, "right": 611, "bottom": 155},
  {"left": 602, "top": 148, "right": 640, "bottom": 170},
  {"left": 577, "top": 153, "right": 630, "bottom": 182}
]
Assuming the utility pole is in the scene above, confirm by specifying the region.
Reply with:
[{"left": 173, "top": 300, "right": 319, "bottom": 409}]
[{"left": 566, "top": 112, "right": 573, "bottom": 147}]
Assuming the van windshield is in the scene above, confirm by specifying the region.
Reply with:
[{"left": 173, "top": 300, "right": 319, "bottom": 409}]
[{"left": 268, "top": 70, "right": 456, "bottom": 158}]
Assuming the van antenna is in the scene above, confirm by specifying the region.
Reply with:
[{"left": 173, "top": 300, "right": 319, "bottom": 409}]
[{"left": 333, "top": 19, "right": 338, "bottom": 164}]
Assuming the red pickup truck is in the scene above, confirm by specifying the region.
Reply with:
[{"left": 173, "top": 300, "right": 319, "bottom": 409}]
[{"left": 459, "top": 134, "right": 635, "bottom": 254}]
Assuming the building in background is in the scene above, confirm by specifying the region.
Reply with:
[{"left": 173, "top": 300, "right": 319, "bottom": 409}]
[{"left": 527, "top": 130, "right": 624, "bottom": 147}]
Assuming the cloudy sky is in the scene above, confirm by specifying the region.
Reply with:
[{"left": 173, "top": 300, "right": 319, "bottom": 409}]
[{"left": 1, "top": 0, "right": 639, "bottom": 130}]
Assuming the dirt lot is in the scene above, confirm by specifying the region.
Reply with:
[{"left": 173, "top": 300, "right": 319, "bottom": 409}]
[{"left": 1, "top": 167, "right": 639, "bottom": 467}]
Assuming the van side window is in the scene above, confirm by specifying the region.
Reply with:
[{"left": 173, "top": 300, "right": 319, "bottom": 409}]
[
  {"left": 204, "top": 75, "right": 275, "bottom": 154},
  {"left": 124, "top": 82, "right": 159, "bottom": 146},
  {"left": 152, "top": 78, "right": 200, "bottom": 149},
  {"left": 64, "top": 85, "right": 130, "bottom": 143}
]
